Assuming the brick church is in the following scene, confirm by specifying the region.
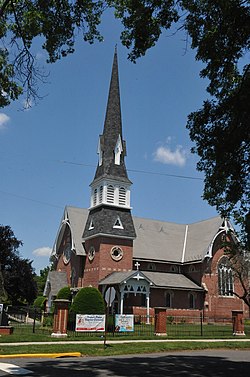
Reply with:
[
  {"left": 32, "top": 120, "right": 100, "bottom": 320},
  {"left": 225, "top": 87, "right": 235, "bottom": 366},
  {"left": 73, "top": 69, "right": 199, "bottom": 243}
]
[{"left": 44, "top": 49, "right": 248, "bottom": 321}]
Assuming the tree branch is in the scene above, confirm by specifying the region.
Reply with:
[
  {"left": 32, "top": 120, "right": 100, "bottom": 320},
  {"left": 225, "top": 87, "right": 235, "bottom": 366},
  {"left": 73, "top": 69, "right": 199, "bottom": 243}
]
[{"left": 0, "top": 0, "right": 12, "bottom": 19}]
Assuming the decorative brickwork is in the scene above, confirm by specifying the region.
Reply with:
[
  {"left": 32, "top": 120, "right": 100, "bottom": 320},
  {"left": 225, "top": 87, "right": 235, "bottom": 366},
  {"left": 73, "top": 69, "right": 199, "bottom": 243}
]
[
  {"left": 154, "top": 307, "right": 167, "bottom": 336},
  {"left": 51, "top": 299, "right": 70, "bottom": 337}
]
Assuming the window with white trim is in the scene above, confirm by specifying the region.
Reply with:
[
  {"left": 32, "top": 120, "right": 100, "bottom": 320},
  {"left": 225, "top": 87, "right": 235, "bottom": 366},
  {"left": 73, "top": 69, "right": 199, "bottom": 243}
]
[
  {"left": 113, "top": 216, "right": 123, "bottom": 229},
  {"left": 99, "top": 185, "right": 103, "bottom": 203},
  {"left": 118, "top": 187, "right": 126, "bottom": 205},
  {"left": 93, "top": 188, "right": 97, "bottom": 206},
  {"left": 107, "top": 185, "right": 114, "bottom": 203},
  {"left": 218, "top": 257, "right": 234, "bottom": 296}
]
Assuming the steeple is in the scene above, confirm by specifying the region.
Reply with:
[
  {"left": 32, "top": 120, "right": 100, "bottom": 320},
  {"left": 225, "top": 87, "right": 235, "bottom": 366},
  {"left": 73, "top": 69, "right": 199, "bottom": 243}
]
[
  {"left": 83, "top": 48, "right": 136, "bottom": 241},
  {"left": 93, "top": 47, "right": 130, "bottom": 184}
]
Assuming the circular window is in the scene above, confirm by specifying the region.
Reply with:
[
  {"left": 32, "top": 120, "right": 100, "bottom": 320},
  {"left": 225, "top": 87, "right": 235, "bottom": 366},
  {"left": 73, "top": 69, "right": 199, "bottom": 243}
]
[
  {"left": 110, "top": 246, "right": 123, "bottom": 261},
  {"left": 88, "top": 246, "right": 95, "bottom": 261}
]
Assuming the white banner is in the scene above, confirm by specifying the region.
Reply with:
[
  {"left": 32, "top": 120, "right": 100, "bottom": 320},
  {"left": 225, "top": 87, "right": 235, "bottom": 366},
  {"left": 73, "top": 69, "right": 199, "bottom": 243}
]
[
  {"left": 75, "top": 314, "right": 105, "bottom": 332},
  {"left": 115, "top": 314, "right": 134, "bottom": 332}
]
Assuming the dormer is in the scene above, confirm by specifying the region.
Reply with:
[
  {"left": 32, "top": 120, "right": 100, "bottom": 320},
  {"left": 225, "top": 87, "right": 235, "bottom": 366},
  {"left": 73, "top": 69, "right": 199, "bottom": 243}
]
[{"left": 114, "top": 134, "right": 123, "bottom": 165}]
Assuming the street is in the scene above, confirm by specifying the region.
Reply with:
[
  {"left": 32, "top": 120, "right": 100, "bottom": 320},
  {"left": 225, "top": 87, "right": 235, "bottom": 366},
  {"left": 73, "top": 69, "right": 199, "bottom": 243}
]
[{"left": 1, "top": 350, "right": 250, "bottom": 376}]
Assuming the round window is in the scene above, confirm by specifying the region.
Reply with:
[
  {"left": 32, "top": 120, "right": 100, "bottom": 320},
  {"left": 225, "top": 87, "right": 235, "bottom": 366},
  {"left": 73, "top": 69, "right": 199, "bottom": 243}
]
[
  {"left": 110, "top": 246, "right": 123, "bottom": 261},
  {"left": 88, "top": 246, "right": 95, "bottom": 261}
]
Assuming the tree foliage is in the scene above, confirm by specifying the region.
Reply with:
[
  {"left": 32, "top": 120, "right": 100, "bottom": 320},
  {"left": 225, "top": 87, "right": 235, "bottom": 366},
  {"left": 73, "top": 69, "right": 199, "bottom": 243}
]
[
  {"left": 0, "top": 225, "right": 37, "bottom": 304},
  {"left": 70, "top": 287, "right": 105, "bottom": 316},
  {"left": 57, "top": 286, "right": 71, "bottom": 300},
  {"left": 0, "top": 2, "right": 249, "bottom": 256},
  {"left": 33, "top": 295, "right": 46, "bottom": 309},
  {"left": 35, "top": 265, "right": 50, "bottom": 296}
]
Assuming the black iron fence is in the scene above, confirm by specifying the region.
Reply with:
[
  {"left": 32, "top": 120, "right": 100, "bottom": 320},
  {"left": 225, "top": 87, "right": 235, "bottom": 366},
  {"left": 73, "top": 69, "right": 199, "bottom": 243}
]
[{"left": 5, "top": 307, "right": 250, "bottom": 339}]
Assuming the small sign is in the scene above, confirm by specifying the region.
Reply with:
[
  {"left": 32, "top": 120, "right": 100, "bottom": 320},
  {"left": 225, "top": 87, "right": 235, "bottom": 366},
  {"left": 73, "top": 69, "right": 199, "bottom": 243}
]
[
  {"left": 115, "top": 314, "right": 134, "bottom": 332},
  {"left": 105, "top": 287, "right": 116, "bottom": 306},
  {"left": 75, "top": 314, "right": 105, "bottom": 332}
]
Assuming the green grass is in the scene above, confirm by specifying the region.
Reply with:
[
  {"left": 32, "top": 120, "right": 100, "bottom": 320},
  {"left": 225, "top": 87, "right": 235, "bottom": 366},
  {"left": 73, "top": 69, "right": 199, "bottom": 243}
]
[
  {"left": 1, "top": 341, "right": 250, "bottom": 357},
  {"left": 1, "top": 321, "right": 250, "bottom": 357}
]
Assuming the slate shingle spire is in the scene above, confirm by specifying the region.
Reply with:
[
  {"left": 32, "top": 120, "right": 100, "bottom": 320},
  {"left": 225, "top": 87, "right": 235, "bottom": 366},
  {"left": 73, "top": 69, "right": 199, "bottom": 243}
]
[
  {"left": 83, "top": 48, "right": 136, "bottom": 240},
  {"left": 93, "top": 46, "right": 131, "bottom": 184}
]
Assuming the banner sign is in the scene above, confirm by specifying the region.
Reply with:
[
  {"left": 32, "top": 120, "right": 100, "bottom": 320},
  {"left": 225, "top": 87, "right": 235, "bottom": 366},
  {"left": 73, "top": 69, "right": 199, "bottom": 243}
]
[
  {"left": 115, "top": 314, "right": 134, "bottom": 332},
  {"left": 75, "top": 314, "right": 105, "bottom": 332}
]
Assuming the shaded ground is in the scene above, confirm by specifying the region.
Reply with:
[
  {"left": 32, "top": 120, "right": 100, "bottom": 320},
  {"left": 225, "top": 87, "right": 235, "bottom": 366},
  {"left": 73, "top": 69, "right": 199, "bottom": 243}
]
[{"left": 2, "top": 349, "right": 250, "bottom": 376}]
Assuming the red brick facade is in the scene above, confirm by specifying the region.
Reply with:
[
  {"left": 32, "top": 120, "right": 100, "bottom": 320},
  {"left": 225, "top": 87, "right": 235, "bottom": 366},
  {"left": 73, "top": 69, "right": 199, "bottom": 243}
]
[{"left": 83, "top": 237, "right": 133, "bottom": 287}]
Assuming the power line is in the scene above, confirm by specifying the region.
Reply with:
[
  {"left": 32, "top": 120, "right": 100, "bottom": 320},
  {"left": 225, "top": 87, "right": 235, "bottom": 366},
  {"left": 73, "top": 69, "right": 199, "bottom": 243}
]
[
  {"left": 0, "top": 190, "right": 64, "bottom": 209},
  {"left": 58, "top": 160, "right": 203, "bottom": 181}
]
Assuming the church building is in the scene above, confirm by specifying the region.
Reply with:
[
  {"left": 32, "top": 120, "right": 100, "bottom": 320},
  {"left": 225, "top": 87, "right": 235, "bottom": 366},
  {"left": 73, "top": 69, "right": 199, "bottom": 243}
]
[{"left": 45, "top": 49, "right": 248, "bottom": 321}]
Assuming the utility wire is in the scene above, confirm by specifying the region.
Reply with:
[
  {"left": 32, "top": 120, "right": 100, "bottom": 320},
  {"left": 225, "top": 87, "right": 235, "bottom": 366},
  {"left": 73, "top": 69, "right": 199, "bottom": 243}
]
[
  {"left": 0, "top": 190, "right": 64, "bottom": 209},
  {"left": 58, "top": 160, "right": 203, "bottom": 181}
]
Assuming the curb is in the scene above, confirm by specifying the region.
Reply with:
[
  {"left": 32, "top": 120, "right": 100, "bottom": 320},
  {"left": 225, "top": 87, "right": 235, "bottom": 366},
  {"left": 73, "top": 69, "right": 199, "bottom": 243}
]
[{"left": 0, "top": 352, "right": 81, "bottom": 359}]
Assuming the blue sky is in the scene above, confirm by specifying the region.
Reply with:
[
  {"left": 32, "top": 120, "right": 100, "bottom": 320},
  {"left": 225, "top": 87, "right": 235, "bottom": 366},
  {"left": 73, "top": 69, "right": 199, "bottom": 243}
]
[{"left": 0, "top": 11, "right": 218, "bottom": 274}]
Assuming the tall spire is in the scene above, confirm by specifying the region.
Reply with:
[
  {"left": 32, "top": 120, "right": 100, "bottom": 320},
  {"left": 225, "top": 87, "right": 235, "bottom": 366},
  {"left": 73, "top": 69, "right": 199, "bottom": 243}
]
[
  {"left": 93, "top": 47, "right": 130, "bottom": 184},
  {"left": 83, "top": 48, "right": 136, "bottom": 242}
]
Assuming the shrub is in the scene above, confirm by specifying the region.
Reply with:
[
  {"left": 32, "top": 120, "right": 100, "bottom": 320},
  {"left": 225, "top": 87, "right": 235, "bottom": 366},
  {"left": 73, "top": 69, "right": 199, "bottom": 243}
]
[
  {"left": 70, "top": 287, "right": 105, "bottom": 317},
  {"left": 33, "top": 296, "right": 46, "bottom": 309},
  {"left": 56, "top": 286, "right": 71, "bottom": 301}
]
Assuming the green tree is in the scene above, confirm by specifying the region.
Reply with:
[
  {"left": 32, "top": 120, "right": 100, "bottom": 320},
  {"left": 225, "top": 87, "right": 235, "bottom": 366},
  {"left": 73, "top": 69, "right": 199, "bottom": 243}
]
[
  {"left": 35, "top": 265, "right": 50, "bottom": 296},
  {"left": 33, "top": 295, "right": 46, "bottom": 309},
  {"left": 70, "top": 287, "right": 105, "bottom": 317},
  {"left": 0, "top": 225, "right": 37, "bottom": 304},
  {"left": 0, "top": 1, "right": 249, "bottom": 260},
  {"left": 57, "top": 286, "right": 71, "bottom": 301}
]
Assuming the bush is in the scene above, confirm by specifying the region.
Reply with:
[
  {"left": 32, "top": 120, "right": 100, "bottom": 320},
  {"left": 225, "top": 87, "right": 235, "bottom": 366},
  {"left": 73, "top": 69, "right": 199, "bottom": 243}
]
[
  {"left": 56, "top": 286, "right": 71, "bottom": 301},
  {"left": 33, "top": 296, "right": 46, "bottom": 309},
  {"left": 70, "top": 287, "right": 105, "bottom": 317}
]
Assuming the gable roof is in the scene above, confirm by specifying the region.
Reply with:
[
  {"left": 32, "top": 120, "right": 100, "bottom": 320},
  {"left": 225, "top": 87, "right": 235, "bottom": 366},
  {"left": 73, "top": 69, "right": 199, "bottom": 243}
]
[
  {"left": 133, "top": 215, "right": 223, "bottom": 263},
  {"left": 99, "top": 270, "right": 203, "bottom": 291},
  {"left": 52, "top": 206, "right": 223, "bottom": 263},
  {"left": 43, "top": 271, "right": 68, "bottom": 297},
  {"left": 51, "top": 206, "right": 88, "bottom": 257}
]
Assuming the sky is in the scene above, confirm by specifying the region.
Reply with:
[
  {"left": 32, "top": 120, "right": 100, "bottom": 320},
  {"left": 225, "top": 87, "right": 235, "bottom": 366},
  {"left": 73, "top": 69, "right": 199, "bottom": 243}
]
[{"left": 0, "top": 11, "right": 218, "bottom": 274}]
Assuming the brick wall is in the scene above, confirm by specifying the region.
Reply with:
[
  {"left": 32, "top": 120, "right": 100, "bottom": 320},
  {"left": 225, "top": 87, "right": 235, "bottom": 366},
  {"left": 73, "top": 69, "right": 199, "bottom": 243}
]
[{"left": 82, "top": 236, "right": 133, "bottom": 287}]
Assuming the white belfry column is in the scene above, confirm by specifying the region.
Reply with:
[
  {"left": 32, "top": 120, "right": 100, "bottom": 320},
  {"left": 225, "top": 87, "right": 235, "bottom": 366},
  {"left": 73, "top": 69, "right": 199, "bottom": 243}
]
[
  {"left": 146, "top": 293, "right": 150, "bottom": 324},
  {"left": 120, "top": 292, "right": 124, "bottom": 314}
]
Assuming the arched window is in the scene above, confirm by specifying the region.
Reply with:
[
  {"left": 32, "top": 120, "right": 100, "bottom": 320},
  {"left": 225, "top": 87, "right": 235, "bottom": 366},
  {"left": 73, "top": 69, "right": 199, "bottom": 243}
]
[
  {"left": 166, "top": 291, "right": 173, "bottom": 308},
  {"left": 99, "top": 186, "right": 103, "bottom": 203},
  {"left": 218, "top": 257, "right": 233, "bottom": 296},
  {"left": 147, "top": 263, "right": 156, "bottom": 271},
  {"left": 189, "top": 293, "right": 195, "bottom": 309},
  {"left": 119, "top": 187, "right": 126, "bottom": 205},
  {"left": 170, "top": 265, "right": 178, "bottom": 273},
  {"left": 107, "top": 185, "right": 114, "bottom": 203},
  {"left": 93, "top": 188, "right": 97, "bottom": 206}
]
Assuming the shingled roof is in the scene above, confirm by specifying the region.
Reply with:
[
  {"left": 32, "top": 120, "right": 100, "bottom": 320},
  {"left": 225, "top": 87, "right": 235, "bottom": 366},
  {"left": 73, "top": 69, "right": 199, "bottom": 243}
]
[
  {"left": 99, "top": 270, "right": 203, "bottom": 291},
  {"left": 52, "top": 206, "right": 223, "bottom": 264},
  {"left": 92, "top": 47, "right": 130, "bottom": 184}
]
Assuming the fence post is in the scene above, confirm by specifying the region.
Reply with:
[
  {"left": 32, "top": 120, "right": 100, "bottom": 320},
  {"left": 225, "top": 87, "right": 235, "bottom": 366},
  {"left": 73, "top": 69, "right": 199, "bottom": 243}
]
[
  {"left": 51, "top": 299, "right": 70, "bottom": 338},
  {"left": 232, "top": 310, "right": 245, "bottom": 336},
  {"left": 32, "top": 307, "right": 36, "bottom": 333},
  {"left": 154, "top": 307, "right": 167, "bottom": 336},
  {"left": 200, "top": 311, "right": 203, "bottom": 337}
]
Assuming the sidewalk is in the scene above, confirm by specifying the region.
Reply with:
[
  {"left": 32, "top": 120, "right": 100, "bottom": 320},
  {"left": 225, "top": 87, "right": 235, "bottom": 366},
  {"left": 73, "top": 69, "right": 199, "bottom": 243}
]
[{"left": 1, "top": 338, "right": 250, "bottom": 358}]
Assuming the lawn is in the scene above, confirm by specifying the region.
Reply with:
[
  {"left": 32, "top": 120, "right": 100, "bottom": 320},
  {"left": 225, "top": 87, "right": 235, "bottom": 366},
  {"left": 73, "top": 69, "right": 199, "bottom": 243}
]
[{"left": 1, "top": 321, "right": 250, "bottom": 357}]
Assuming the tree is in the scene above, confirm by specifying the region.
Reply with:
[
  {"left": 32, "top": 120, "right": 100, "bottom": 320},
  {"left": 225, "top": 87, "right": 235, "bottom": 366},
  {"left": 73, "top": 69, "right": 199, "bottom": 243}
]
[
  {"left": 35, "top": 265, "right": 50, "bottom": 296},
  {"left": 1, "top": 2, "right": 249, "bottom": 290},
  {"left": 70, "top": 287, "right": 105, "bottom": 317},
  {"left": 56, "top": 286, "right": 71, "bottom": 301},
  {"left": 0, "top": 0, "right": 105, "bottom": 107},
  {"left": 0, "top": 225, "right": 37, "bottom": 304}
]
